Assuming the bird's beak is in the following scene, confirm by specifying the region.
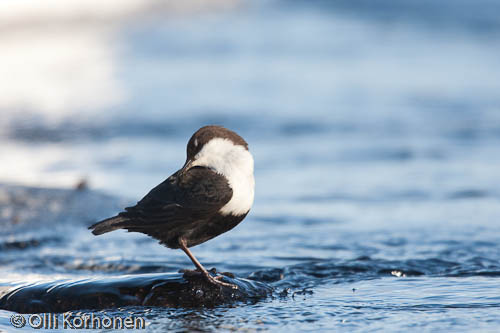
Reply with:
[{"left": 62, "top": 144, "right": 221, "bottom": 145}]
[{"left": 180, "top": 159, "right": 193, "bottom": 175}]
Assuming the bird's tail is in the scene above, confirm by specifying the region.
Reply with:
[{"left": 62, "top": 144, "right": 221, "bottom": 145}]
[{"left": 88, "top": 215, "right": 129, "bottom": 235}]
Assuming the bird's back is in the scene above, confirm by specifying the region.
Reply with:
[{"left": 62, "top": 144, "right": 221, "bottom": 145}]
[{"left": 89, "top": 167, "right": 237, "bottom": 248}]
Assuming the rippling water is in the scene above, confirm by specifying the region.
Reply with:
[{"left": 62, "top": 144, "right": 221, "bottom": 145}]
[{"left": 1, "top": 0, "right": 500, "bottom": 331}]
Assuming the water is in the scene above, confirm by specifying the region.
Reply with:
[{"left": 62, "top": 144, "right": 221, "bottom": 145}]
[{"left": 1, "top": 0, "right": 500, "bottom": 331}]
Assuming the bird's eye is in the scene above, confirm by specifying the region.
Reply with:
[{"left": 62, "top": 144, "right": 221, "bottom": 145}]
[{"left": 193, "top": 139, "right": 198, "bottom": 147}]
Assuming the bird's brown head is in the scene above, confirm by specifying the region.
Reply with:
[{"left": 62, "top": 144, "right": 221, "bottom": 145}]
[
  {"left": 186, "top": 125, "right": 248, "bottom": 162},
  {"left": 182, "top": 125, "right": 254, "bottom": 216}
]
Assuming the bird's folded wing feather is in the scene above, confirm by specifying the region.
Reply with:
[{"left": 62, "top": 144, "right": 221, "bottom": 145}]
[{"left": 118, "top": 166, "right": 232, "bottom": 226}]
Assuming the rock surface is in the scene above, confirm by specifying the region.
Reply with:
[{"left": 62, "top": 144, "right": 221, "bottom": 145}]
[{"left": 0, "top": 272, "right": 272, "bottom": 314}]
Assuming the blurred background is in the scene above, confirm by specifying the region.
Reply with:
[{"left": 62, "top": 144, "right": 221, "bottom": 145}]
[
  {"left": 2, "top": 0, "right": 499, "bottom": 202},
  {"left": 1, "top": 0, "right": 500, "bottom": 330}
]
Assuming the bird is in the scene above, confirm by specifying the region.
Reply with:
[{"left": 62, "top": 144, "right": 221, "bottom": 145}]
[{"left": 88, "top": 125, "right": 255, "bottom": 289}]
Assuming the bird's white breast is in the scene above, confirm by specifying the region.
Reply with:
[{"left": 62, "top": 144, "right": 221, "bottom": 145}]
[{"left": 191, "top": 138, "right": 255, "bottom": 216}]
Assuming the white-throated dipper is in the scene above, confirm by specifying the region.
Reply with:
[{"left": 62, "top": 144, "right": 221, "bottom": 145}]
[{"left": 89, "top": 125, "right": 254, "bottom": 289}]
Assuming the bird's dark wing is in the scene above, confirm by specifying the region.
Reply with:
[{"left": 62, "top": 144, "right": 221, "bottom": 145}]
[
  {"left": 90, "top": 166, "right": 232, "bottom": 234},
  {"left": 119, "top": 167, "right": 232, "bottom": 247},
  {"left": 126, "top": 166, "right": 232, "bottom": 222}
]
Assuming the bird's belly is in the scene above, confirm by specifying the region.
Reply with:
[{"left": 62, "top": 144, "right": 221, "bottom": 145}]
[{"left": 180, "top": 213, "right": 248, "bottom": 248}]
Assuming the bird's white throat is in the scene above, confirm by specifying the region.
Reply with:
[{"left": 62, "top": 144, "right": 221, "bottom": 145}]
[{"left": 191, "top": 138, "right": 255, "bottom": 216}]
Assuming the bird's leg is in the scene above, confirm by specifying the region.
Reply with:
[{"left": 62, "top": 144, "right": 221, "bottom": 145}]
[{"left": 178, "top": 238, "right": 238, "bottom": 289}]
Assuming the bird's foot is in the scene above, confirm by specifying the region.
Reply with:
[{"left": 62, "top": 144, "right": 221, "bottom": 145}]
[
  {"left": 180, "top": 267, "right": 238, "bottom": 289},
  {"left": 204, "top": 272, "right": 238, "bottom": 290}
]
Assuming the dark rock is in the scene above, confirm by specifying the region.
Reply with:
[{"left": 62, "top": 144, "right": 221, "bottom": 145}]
[{"left": 0, "top": 272, "right": 272, "bottom": 314}]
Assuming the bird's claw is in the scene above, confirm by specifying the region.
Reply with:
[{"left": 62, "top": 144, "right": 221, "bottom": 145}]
[
  {"left": 181, "top": 268, "right": 238, "bottom": 289},
  {"left": 204, "top": 273, "right": 238, "bottom": 289}
]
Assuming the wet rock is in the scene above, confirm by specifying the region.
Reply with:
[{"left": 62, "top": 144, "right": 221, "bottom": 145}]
[
  {"left": 0, "top": 184, "right": 126, "bottom": 231},
  {"left": 0, "top": 272, "right": 272, "bottom": 314}
]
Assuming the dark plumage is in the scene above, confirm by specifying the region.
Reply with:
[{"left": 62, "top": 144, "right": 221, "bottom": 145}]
[
  {"left": 93, "top": 168, "right": 243, "bottom": 248},
  {"left": 89, "top": 126, "right": 255, "bottom": 288}
]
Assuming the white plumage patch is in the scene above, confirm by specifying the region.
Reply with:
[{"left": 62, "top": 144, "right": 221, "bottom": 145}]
[{"left": 191, "top": 138, "right": 255, "bottom": 216}]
